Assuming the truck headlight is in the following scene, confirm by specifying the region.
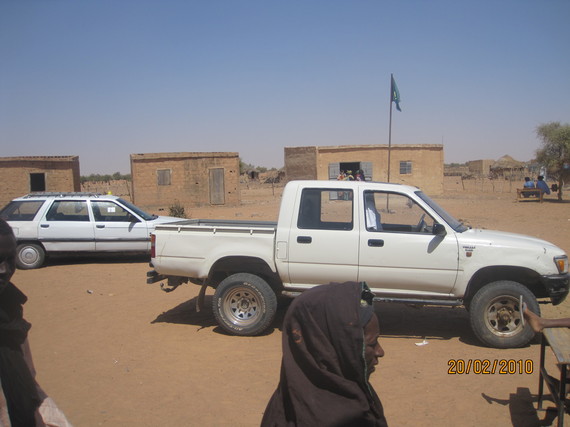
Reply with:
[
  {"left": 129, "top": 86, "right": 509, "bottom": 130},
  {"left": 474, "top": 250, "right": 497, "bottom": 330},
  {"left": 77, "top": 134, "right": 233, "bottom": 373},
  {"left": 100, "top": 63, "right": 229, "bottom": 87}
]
[{"left": 554, "top": 256, "right": 569, "bottom": 274}]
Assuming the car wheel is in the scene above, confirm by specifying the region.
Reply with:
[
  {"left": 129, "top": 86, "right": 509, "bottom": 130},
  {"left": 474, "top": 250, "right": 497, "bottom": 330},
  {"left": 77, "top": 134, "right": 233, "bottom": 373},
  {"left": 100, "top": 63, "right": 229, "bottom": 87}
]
[
  {"left": 16, "top": 243, "right": 46, "bottom": 270},
  {"left": 469, "top": 280, "right": 539, "bottom": 348},
  {"left": 212, "top": 273, "right": 277, "bottom": 336}
]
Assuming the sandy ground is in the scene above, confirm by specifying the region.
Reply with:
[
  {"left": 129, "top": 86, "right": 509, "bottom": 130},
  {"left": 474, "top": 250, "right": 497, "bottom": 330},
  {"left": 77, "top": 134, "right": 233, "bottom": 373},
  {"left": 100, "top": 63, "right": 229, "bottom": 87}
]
[{"left": 14, "top": 180, "right": 570, "bottom": 426}]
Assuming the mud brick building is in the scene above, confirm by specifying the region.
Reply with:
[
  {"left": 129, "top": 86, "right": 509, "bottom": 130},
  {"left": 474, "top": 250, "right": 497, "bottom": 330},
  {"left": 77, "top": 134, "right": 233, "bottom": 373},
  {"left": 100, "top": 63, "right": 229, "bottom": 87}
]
[
  {"left": 0, "top": 156, "right": 80, "bottom": 207},
  {"left": 466, "top": 159, "right": 494, "bottom": 177},
  {"left": 130, "top": 152, "right": 240, "bottom": 210},
  {"left": 284, "top": 144, "right": 444, "bottom": 194}
]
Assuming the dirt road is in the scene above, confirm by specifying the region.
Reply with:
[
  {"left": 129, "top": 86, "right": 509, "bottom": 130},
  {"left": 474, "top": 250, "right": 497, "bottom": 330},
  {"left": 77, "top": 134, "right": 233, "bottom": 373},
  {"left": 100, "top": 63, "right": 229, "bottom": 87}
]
[{"left": 15, "top": 183, "right": 570, "bottom": 426}]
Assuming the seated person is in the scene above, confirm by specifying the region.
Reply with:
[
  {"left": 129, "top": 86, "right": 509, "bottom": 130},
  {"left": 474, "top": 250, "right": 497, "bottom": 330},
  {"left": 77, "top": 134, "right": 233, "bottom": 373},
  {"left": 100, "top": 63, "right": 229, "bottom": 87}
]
[
  {"left": 364, "top": 193, "right": 382, "bottom": 231},
  {"left": 524, "top": 304, "right": 570, "bottom": 393},
  {"left": 523, "top": 304, "right": 570, "bottom": 332},
  {"left": 536, "top": 175, "right": 551, "bottom": 195},
  {"left": 523, "top": 177, "right": 535, "bottom": 189}
]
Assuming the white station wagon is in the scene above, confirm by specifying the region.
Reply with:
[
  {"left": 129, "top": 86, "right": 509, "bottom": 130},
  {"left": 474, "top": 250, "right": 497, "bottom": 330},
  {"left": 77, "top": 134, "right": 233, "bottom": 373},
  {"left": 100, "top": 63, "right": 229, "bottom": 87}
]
[{"left": 0, "top": 192, "right": 182, "bottom": 269}]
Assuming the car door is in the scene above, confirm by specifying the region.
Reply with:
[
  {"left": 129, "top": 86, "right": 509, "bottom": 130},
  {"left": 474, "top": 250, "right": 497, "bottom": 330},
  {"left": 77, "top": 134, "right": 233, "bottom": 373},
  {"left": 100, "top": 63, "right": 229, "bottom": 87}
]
[
  {"left": 286, "top": 187, "right": 359, "bottom": 286},
  {"left": 38, "top": 200, "right": 96, "bottom": 251},
  {"left": 91, "top": 200, "right": 150, "bottom": 251},
  {"left": 358, "top": 191, "right": 459, "bottom": 295}
]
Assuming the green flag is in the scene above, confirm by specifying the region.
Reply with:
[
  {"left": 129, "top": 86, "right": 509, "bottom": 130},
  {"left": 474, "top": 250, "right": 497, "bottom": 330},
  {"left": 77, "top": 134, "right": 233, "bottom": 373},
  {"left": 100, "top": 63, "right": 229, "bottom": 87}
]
[{"left": 391, "top": 74, "right": 401, "bottom": 112}]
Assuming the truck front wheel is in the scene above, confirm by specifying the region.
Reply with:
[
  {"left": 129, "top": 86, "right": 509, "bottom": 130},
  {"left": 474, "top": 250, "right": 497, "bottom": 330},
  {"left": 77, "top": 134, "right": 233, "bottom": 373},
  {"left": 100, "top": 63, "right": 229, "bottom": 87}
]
[
  {"left": 213, "top": 273, "right": 277, "bottom": 336},
  {"left": 469, "top": 281, "right": 539, "bottom": 348}
]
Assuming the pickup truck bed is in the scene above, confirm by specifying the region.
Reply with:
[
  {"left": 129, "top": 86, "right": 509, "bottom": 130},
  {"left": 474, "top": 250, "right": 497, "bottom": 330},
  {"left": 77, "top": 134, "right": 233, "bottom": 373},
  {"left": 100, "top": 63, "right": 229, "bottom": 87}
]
[{"left": 161, "top": 219, "right": 277, "bottom": 229}]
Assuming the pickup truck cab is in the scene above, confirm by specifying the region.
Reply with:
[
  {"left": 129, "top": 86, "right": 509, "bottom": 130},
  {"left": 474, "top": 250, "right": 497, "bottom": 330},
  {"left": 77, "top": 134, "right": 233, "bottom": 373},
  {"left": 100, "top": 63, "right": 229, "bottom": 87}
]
[
  {"left": 147, "top": 180, "right": 569, "bottom": 348},
  {"left": 1, "top": 192, "right": 181, "bottom": 269}
]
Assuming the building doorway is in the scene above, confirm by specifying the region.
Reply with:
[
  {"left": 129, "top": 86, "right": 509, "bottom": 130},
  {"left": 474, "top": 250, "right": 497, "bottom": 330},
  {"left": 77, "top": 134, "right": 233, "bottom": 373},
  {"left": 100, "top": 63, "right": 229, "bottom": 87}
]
[
  {"left": 209, "top": 168, "right": 225, "bottom": 205},
  {"left": 328, "top": 162, "right": 373, "bottom": 181},
  {"left": 30, "top": 173, "right": 46, "bottom": 192}
]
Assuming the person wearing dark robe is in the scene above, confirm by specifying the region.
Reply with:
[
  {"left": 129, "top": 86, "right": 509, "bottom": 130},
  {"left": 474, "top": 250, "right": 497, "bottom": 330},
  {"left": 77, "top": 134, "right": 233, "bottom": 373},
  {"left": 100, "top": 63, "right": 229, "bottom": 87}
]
[
  {"left": 0, "top": 218, "right": 71, "bottom": 426},
  {"left": 261, "top": 281, "right": 387, "bottom": 427}
]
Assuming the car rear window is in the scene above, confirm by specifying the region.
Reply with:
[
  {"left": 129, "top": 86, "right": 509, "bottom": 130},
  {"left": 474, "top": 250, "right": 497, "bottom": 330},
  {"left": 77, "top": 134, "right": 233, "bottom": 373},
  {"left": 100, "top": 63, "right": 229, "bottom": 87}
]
[{"left": 0, "top": 200, "right": 45, "bottom": 221}]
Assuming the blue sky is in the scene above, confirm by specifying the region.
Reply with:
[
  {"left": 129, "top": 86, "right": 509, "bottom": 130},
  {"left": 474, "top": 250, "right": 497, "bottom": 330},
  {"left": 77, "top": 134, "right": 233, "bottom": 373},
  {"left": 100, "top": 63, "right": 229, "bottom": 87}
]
[{"left": 1, "top": 0, "right": 569, "bottom": 174}]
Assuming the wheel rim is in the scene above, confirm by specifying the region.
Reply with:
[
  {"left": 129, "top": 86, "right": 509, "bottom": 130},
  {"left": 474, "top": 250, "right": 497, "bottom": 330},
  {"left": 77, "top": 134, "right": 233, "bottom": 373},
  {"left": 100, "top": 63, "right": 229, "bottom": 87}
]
[
  {"left": 484, "top": 295, "right": 523, "bottom": 337},
  {"left": 20, "top": 246, "right": 40, "bottom": 266},
  {"left": 222, "top": 286, "right": 260, "bottom": 327}
]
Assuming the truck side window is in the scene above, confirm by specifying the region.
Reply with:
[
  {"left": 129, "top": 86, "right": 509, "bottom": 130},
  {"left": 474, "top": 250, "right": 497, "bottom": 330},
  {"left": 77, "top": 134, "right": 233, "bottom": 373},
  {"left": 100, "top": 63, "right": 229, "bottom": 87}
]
[
  {"left": 298, "top": 188, "right": 353, "bottom": 230},
  {"left": 366, "top": 192, "right": 435, "bottom": 233}
]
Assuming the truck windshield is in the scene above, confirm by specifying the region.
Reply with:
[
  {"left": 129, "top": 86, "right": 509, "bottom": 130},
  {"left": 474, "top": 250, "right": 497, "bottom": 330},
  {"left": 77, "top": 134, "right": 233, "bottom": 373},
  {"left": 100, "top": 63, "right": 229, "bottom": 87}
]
[
  {"left": 117, "top": 198, "right": 156, "bottom": 221},
  {"left": 415, "top": 191, "right": 468, "bottom": 232}
]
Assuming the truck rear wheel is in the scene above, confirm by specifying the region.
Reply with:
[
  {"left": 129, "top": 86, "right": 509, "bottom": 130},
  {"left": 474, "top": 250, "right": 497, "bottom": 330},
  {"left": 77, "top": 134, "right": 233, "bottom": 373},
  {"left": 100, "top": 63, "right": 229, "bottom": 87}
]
[
  {"left": 469, "top": 281, "right": 539, "bottom": 348},
  {"left": 213, "top": 273, "right": 277, "bottom": 336},
  {"left": 16, "top": 243, "right": 45, "bottom": 270}
]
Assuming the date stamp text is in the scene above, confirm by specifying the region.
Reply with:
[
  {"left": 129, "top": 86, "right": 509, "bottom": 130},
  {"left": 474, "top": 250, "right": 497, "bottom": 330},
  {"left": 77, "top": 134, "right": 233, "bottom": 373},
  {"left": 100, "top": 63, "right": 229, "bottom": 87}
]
[{"left": 448, "top": 359, "right": 533, "bottom": 375}]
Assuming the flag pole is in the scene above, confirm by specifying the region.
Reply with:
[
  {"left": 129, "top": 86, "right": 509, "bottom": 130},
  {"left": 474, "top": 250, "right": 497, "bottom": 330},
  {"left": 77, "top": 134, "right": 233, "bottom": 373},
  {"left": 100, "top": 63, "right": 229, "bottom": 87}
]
[{"left": 387, "top": 73, "right": 393, "bottom": 183}]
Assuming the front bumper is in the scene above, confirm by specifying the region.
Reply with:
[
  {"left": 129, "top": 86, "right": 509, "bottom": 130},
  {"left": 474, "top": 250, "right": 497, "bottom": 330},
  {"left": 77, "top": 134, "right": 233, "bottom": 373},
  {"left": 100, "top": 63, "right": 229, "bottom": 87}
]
[{"left": 541, "top": 273, "right": 570, "bottom": 305}]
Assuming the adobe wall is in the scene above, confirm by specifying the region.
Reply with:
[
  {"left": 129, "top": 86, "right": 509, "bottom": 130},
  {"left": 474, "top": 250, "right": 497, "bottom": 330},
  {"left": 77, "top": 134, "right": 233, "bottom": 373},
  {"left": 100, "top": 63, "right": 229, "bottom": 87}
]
[
  {"left": 467, "top": 159, "right": 494, "bottom": 177},
  {"left": 81, "top": 180, "right": 133, "bottom": 201},
  {"left": 130, "top": 152, "right": 240, "bottom": 210},
  {"left": 284, "top": 146, "right": 318, "bottom": 180},
  {"left": 285, "top": 144, "right": 444, "bottom": 195},
  {"left": 0, "top": 156, "right": 80, "bottom": 207}
]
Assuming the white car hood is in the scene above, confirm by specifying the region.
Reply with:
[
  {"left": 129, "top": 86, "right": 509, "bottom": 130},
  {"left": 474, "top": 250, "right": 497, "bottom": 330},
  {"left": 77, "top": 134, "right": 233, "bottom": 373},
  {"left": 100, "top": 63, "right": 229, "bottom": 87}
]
[{"left": 460, "top": 228, "right": 563, "bottom": 253}]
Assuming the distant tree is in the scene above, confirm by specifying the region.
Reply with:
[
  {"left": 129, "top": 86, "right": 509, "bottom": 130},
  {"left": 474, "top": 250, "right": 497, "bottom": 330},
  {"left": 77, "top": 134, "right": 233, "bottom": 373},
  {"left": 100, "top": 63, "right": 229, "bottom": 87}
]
[
  {"left": 80, "top": 172, "right": 132, "bottom": 183},
  {"left": 239, "top": 158, "right": 255, "bottom": 174},
  {"left": 239, "top": 158, "right": 275, "bottom": 174},
  {"left": 535, "top": 122, "right": 570, "bottom": 200}
]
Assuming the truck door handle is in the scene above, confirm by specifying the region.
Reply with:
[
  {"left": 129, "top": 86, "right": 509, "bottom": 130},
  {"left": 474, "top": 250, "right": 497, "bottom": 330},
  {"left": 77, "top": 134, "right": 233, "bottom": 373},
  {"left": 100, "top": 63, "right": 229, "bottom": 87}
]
[
  {"left": 297, "top": 236, "right": 312, "bottom": 244},
  {"left": 368, "top": 239, "right": 384, "bottom": 247},
  {"left": 96, "top": 224, "right": 105, "bottom": 229},
  {"left": 40, "top": 224, "right": 49, "bottom": 228}
]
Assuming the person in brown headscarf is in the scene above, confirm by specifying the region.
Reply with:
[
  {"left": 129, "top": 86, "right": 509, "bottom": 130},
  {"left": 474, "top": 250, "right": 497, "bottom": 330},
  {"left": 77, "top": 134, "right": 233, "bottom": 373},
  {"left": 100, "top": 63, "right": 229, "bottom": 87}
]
[{"left": 261, "top": 281, "right": 387, "bottom": 427}]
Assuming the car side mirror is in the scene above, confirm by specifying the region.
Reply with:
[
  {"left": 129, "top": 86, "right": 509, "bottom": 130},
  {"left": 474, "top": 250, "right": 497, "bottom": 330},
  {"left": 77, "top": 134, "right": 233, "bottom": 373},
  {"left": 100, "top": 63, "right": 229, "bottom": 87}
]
[{"left": 433, "top": 223, "right": 447, "bottom": 236}]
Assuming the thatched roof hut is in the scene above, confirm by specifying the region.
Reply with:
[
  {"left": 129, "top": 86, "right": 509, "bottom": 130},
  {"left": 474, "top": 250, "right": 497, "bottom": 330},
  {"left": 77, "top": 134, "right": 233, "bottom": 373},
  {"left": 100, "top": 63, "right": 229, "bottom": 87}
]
[{"left": 490, "top": 155, "right": 526, "bottom": 178}]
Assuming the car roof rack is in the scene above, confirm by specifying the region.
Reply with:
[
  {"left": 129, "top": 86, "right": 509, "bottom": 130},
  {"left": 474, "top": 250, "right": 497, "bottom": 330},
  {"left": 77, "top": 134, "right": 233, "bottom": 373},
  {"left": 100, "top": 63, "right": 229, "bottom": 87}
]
[{"left": 22, "top": 192, "right": 104, "bottom": 198}]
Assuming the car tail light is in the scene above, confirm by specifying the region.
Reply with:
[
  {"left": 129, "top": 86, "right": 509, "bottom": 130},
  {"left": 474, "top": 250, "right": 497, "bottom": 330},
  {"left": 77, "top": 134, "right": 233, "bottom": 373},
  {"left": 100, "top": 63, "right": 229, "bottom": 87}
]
[{"left": 150, "top": 233, "right": 156, "bottom": 258}]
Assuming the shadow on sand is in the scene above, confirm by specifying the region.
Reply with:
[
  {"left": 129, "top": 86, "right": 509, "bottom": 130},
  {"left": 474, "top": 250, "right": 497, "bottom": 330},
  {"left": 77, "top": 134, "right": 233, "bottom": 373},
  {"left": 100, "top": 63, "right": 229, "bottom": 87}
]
[
  {"left": 482, "top": 387, "right": 565, "bottom": 427},
  {"left": 43, "top": 253, "right": 150, "bottom": 267},
  {"left": 151, "top": 296, "right": 487, "bottom": 345},
  {"left": 374, "top": 302, "right": 482, "bottom": 346},
  {"left": 150, "top": 295, "right": 289, "bottom": 336}
]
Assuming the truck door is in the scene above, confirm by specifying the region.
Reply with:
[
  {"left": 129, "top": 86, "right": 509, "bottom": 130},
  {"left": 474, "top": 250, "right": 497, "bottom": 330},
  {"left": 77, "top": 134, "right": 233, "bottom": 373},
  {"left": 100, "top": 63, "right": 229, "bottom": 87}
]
[
  {"left": 358, "top": 191, "right": 459, "bottom": 295},
  {"left": 286, "top": 187, "right": 359, "bottom": 286}
]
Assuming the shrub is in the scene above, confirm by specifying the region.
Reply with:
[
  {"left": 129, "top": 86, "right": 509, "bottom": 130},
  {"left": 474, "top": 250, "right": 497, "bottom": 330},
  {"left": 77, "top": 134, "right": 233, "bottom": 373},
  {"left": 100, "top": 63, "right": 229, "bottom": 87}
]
[{"left": 169, "top": 202, "right": 187, "bottom": 218}]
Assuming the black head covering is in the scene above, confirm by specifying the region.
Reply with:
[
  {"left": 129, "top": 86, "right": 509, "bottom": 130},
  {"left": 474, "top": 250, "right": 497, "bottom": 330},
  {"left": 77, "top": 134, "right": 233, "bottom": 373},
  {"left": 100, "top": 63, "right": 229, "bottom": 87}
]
[{"left": 261, "top": 281, "right": 387, "bottom": 427}]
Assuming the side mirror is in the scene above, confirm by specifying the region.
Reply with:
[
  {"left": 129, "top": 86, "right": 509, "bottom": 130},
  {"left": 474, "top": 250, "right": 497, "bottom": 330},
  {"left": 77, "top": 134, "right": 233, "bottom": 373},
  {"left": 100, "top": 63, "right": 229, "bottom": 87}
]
[{"left": 433, "top": 223, "right": 447, "bottom": 236}]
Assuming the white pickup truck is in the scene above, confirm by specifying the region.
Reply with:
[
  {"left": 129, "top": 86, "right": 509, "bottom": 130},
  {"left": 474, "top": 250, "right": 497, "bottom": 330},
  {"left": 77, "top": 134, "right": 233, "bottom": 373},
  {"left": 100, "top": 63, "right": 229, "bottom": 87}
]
[{"left": 147, "top": 180, "right": 569, "bottom": 348}]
